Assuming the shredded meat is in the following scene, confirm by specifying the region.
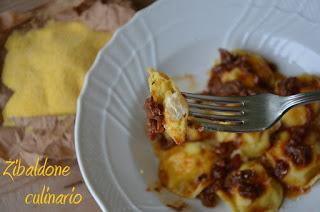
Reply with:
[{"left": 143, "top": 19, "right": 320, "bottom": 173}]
[
  {"left": 274, "top": 160, "right": 289, "bottom": 179},
  {"left": 228, "top": 154, "right": 243, "bottom": 173},
  {"left": 207, "top": 49, "right": 267, "bottom": 96},
  {"left": 285, "top": 141, "right": 312, "bottom": 166},
  {"left": 211, "top": 161, "right": 228, "bottom": 190},
  {"left": 284, "top": 128, "right": 312, "bottom": 166},
  {"left": 210, "top": 143, "right": 242, "bottom": 191},
  {"left": 208, "top": 49, "right": 252, "bottom": 96},
  {"left": 232, "top": 170, "right": 265, "bottom": 199},
  {"left": 290, "top": 127, "right": 307, "bottom": 142},
  {"left": 212, "top": 49, "right": 252, "bottom": 73},
  {"left": 214, "top": 142, "right": 238, "bottom": 157},
  {"left": 278, "top": 77, "right": 300, "bottom": 96},
  {"left": 208, "top": 75, "right": 253, "bottom": 96},
  {"left": 197, "top": 186, "right": 217, "bottom": 207},
  {"left": 144, "top": 97, "right": 165, "bottom": 140}
]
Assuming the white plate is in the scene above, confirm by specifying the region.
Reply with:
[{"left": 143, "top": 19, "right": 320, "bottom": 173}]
[{"left": 75, "top": 0, "right": 320, "bottom": 211}]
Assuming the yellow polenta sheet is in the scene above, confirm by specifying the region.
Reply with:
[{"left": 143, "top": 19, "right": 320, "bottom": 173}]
[{"left": 2, "top": 21, "right": 111, "bottom": 123}]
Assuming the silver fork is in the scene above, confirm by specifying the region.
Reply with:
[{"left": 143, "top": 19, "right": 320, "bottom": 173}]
[{"left": 183, "top": 91, "right": 320, "bottom": 132}]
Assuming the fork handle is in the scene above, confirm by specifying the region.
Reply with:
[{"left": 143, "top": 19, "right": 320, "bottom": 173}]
[{"left": 284, "top": 91, "right": 320, "bottom": 109}]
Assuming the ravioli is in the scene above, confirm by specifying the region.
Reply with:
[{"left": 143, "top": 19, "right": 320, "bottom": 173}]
[
  {"left": 147, "top": 68, "right": 189, "bottom": 144},
  {"left": 217, "top": 161, "right": 283, "bottom": 212},
  {"left": 158, "top": 142, "right": 216, "bottom": 198},
  {"left": 234, "top": 50, "right": 283, "bottom": 88},
  {"left": 265, "top": 76, "right": 320, "bottom": 191},
  {"left": 215, "top": 122, "right": 281, "bottom": 159},
  {"left": 144, "top": 49, "right": 320, "bottom": 211},
  {"left": 282, "top": 106, "right": 309, "bottom": 127},
  {"left": 266, "top": 129, "right": 320, "bottom": 190}
]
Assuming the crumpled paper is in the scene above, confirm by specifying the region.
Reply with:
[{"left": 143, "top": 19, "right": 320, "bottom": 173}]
[
  {"left": 0, "top": 0, "right": 135, "bottom": 165},
  {"left": 55, "top": 1, "right": 135, "bottom": 32}
]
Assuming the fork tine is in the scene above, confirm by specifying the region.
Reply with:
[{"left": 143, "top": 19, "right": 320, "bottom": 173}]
[
  {"left": 188, "top": 102, "right": 243, "bottom": 113},
  {"left": 190, "top": 112, "right": 244, "bottom": 122},
  {"left": 195, "top": 118, "right": 245, "bottom": 132},
  {"left": 183, "top": 92, "right": 244, "bottom": 104}
]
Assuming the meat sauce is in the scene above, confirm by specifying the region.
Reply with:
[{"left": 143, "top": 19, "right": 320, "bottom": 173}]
[
  {"left": 144, "top": 97, "right": 165, "bottom": 140},
  {"left": 232, "top": 169, "right": 265, "bottom": 199},
  {"left": 144, "top": 97, "right": 180, "bottom": 150},
  {"left": 207, "top": 49, "right": 268, "bottom": 96},
  {"left": 145, "top": 49, "right": 320, "bottom": 209},
  {"left": 198, "top": 142, "right": 243, "bottom": 203},
  {"left": 199, "top": 49, "right": 320, "bottom": 205},
  {"left": 284, "top": 127, "right": 312, "bottom": 167},
  {"left": 274, "top": 160, "right": 289, "bottom": 179}
]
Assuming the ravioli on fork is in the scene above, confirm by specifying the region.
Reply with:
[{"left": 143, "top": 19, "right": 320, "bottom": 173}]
[{"left": 145, "top": 68, "right": 189, "bottom": 145}]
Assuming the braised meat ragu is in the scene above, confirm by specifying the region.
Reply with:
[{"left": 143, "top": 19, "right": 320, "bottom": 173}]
[
  {"left": 144, "top": 97, "right": 165, "bottom": 140},
  {"left": 232, "top": 169, "right": 265, "bottom": 199},
  {"left": 284, "top": 128, "right": 312, "bottom": 167},
  {"left": 207, "top": 49, "right": 272, "bottom": 96},
  {"left": 145, "top": 68, "right": 189, "bottom": 145},
  {"left": 274, "top": 159, "right": 289, "bottom": 179},
  {"left": 144, "top": 49, "right": 320, "bottom": 211}
]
